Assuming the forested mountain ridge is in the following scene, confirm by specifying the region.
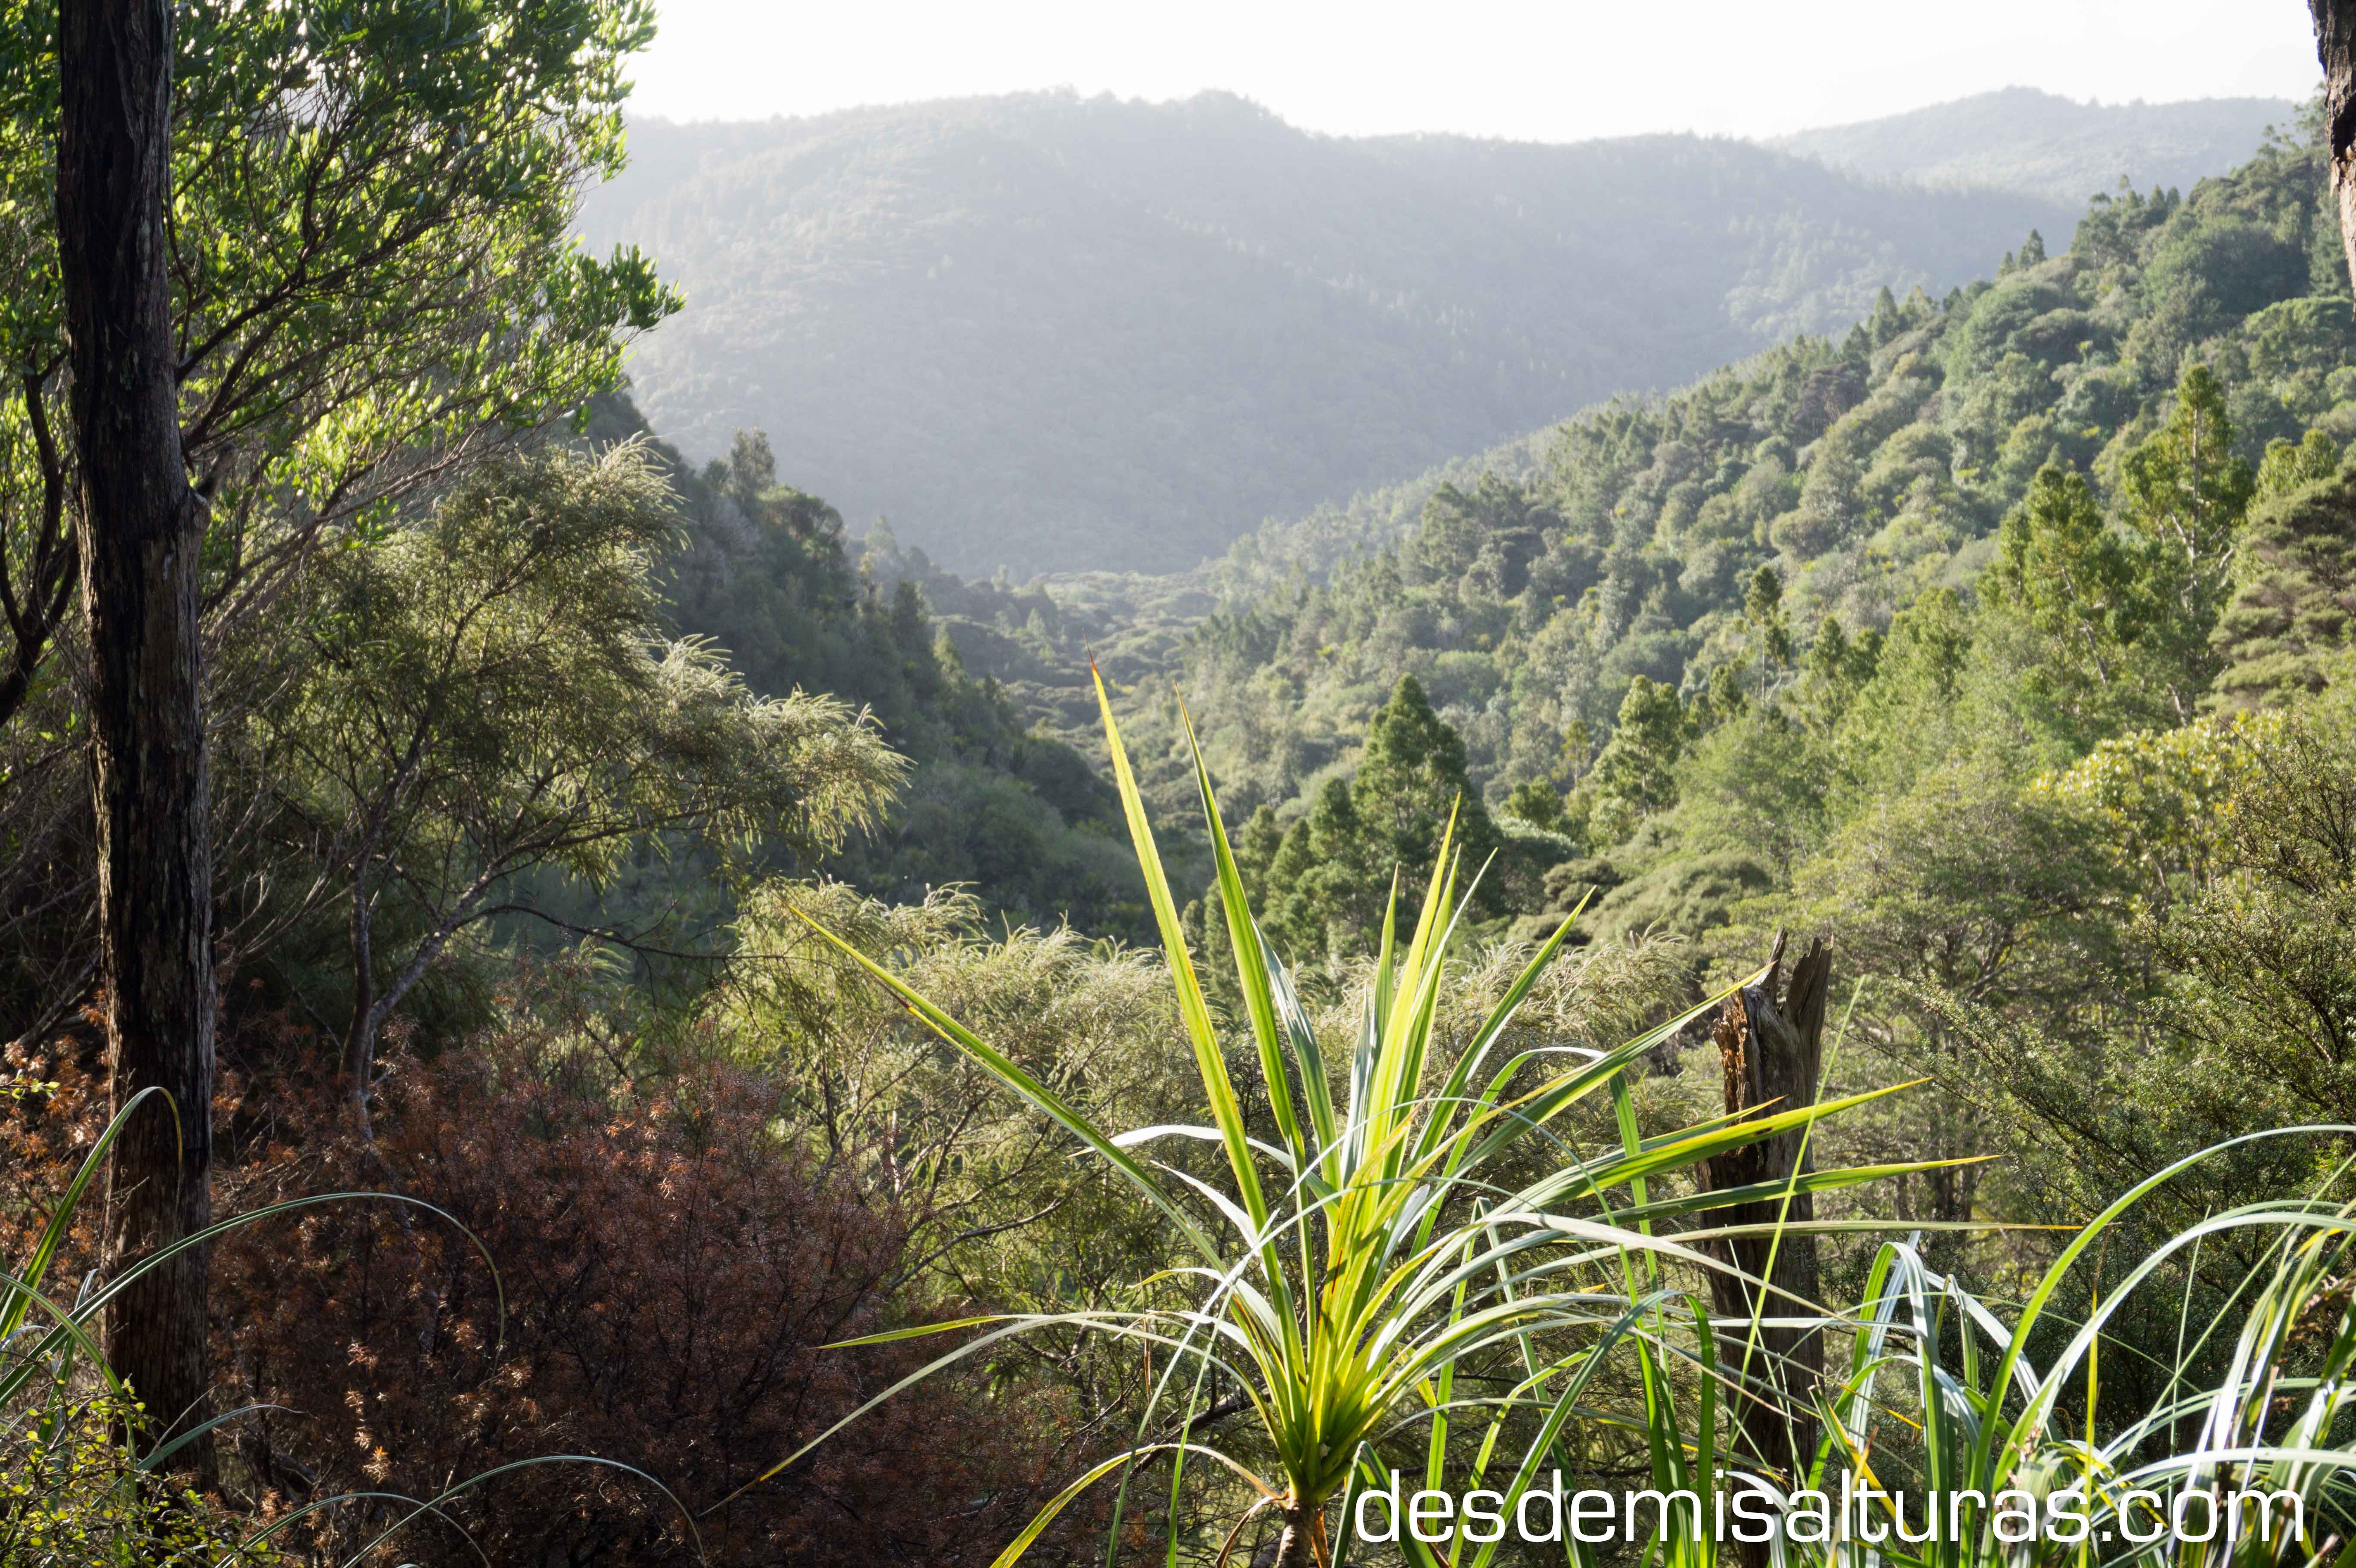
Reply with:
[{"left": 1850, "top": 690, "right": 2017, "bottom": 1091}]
[
  {"left": 1106, "top": 113, "right": 2356, "bottom": 961},
  {"left": 1771, "top": 86, "right": 2295, "bottom": 207},
  {"left": 24, "top": 1, "right": 2356, "bottom": 1557},
  {"left": 577, "top": 90, "right": 2070, "bottom": 574}
]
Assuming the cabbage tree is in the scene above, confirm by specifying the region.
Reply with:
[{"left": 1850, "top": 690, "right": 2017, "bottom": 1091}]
[{"left": 757, "top": 675, "right": 1946, "bottom": 1567}]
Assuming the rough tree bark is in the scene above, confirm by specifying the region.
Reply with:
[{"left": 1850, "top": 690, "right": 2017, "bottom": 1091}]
[
  {"left": 57, "top": 0, "right": 215, "bottom": 1467},
  {"left": 1268, "top": 1499, "right": 1323, "bottom": 1568},
  {"left": 2315, "top": 1, "right": 2356, "bottom": 298},
  {"left": 1697, "top": 932, "right": 1830, "bottom": 1514}
]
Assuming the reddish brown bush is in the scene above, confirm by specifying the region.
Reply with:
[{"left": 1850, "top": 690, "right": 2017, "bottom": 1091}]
[
  {"left": 206, "top": 1042, "right": 1100, "bottom": 1566},
  {"left": 0, "top": 981, "right": 1166, "bottom": 1566}
]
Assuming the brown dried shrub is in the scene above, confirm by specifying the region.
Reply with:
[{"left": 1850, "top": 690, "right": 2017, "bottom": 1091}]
[{"left": 205, "top": 1036, "right": 1101, "bottom": 1566}]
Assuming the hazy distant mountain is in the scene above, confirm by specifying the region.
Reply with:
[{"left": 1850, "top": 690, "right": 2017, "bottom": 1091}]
[
  {"left": 580, "top": 90, "right": 2067, "bottom": 574},
  {"left": 1771, "top": 87, "right": 2298, "bottom": 208}
]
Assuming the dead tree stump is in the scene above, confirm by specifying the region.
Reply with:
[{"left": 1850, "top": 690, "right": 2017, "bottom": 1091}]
[{"left": 1698, "top": 930, "right": 1830, "bottom": 1502}]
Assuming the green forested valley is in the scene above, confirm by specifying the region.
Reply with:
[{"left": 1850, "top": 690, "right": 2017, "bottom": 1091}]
[{"left": 13, "top": 3, "right": 2356, "bottom": 1565}]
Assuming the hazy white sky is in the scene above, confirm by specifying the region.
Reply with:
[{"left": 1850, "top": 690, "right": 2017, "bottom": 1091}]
[{"left": 625, "top": 0, "right": 2321, "bottom": 140}]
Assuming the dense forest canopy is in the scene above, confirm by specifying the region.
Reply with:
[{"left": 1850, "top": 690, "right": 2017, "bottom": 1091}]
[
  {"left": 762, "top": 101, "right": 2356, "bottom": 1291},
  {"left": 927, "top": 115, "right": 2346, "bottom": 822},
  {"left": 573, "top": 91, "right": 2356, "bottom": 1319},
  {"left": 1136, "top": 128, "right": 2347, "bottom": 812}
]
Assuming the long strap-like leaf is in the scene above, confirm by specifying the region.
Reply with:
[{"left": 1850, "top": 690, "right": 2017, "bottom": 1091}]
[{"left": 1092, "top": 662, "right": 1270, "bottom": 1231}]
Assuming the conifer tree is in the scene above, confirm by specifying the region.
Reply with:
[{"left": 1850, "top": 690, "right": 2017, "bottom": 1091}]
[
  {"left": 1988, "top": 465, "right": 2149, "bottom": 677},
  {"left": 1264, "top": 778, "right": 1381, "bottom": 962},
  {"left": 1354, "top": 673, "right": 1498, "bottom": 876},
  {"left": 2211, "top": 453, "right": 2356, "bottom": 708},
  {"left": 2256, "top": 430, "right": 2342, "bottom": 501},
  {"left": 1745, "top": 563, "right": 1792, "bottom": 673},
  {"left": 1503, "top": 779, "right": 1566, "bottom": 830},
  {"left": 1257, "top": 676, "right": 1503, "bottom": 961},
  {"left": 2122, "top": 366, "right": 2255, "bottom": 599},
  {"left": 1587, "top": 676, "right": 1688, "bottom": 830}
]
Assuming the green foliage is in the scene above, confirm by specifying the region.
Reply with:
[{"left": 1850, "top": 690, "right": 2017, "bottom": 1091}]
[
  {"left": 582, "top": 395, "right": 1151, "bottom": 941},
  {"left": 1256, "top": 777, "right": 1386, "bottom": 967},
  {"left": 2255, "top": 427, "right": 2343, "bottom": 497},
  {"left": 1587, "top": 675, "right": 1689, "bottom": 835},
  {"left": 0, "top": 0, "right": 681, "bottom": 1035},
  {"left": 232, "top": 441, "right": 903, "bottom": 1081},
  {"left": 994, "top": 120, "right": 2325, "bottom": 955},
  {"left": 1984, "top": 464, "right": 2154, "bottom": 716},
  {"left": 709, "top": 879, "right": 1200, "bottom": 1343},
  {"left": 1352, "top": 674, "right": 1501, "bottom": 888},
  {"left": 2144, "top": 678, "right": 2356, "bottom": 1127},
  {"left": 0, "top": 0, "right": 676, "bottom": 725},
  {"left": 1212, "top": 675, "right": 1512, "bottom": 968},
  {"left": 0, "top": 1394, "right": 267, "bottom": 1565},
  {"left": 743, "top": 673, "right": 2356, "bottom": 1568},
  {"left": 2120, "top": 364, "right": 2257, "bottom": 692},
  {"left": 1502, "top": 778, "right": 1565, "bottom": 829}
]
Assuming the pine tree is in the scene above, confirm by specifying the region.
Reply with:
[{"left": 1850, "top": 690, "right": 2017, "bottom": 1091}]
[
  {"left": 1264, "top": 778, "right": 1382, "bottom": 962},
  {"left": 1504, "top": 780, "right": 1565, "bottom": 829},
  {"left": 2122, "top": 365, "right": 2255, "bottom": 601},
  {"left": 2210, "top": 454, "right": 2356, "bottom": 708},
  {"left": 1745, "top": 564, "right": 1792, "bottom": 672},
  {"left": 1237, "top": 803, "right": 1286, "bottom": 895},
  {"left": 1985, "top": 464, "right": 2154, "bottom": 712},
  {"left": 1353, "top": 674, "right": 1498, "bottom": 878},
  {"left": 2119, "top": 366, "right": 2257, "bottom": 704},
  {"left": 1257, "top": 677, "right": 1504, "bottom": 961},
  {"left": 1868, "top": 285, "right": 1903, "bottom": 347},
  {"left": 2256, "top": 430, "right": 2341, "bottom": 502},
  {"left": 727, "top": 429, "right": 778, "bottom": 512},
  {"left": 1588, "top": 676, "right": 1687, "bottom": 827}
]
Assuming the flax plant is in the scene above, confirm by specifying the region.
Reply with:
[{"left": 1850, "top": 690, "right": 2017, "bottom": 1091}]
[
  {"left": 1812, "top": 1132, "right": 2356, "bottom": 1568},
  {"left": 768, "top": 676, "right": 1948, "bottom": 1568}
]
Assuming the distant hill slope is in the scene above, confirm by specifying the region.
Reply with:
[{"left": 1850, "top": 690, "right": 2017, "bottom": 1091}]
[
  {"left": 580, "top": 90, "right": 2067, "bottom": 574},
  {"left": 1771, "top": 87, "right": 2298, "bottom": 208}
]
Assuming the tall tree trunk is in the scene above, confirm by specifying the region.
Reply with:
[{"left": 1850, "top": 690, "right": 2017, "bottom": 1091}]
[
  {"left": 57, "top": 0, "right": 215, "bottom": 1470},
  {"left": 2315, "top": 1, "right": 2356, "bottom": 299},
  {"left": 1697, "top": 933, "right": 1830, "bottom": 1537}
]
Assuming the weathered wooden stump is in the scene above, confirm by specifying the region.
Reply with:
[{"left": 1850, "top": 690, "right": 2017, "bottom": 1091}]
[{"left": 1698, "top": 930, "right": 1830, "bottom": 1511}]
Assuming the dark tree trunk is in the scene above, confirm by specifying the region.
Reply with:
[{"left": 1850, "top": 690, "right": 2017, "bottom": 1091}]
[
  {"left": 57, "top": 0, "right": 215, "bottom": 1470},
  {"left": 2315, "top": 1, "right": 2356, "bottom": 299},
  {"left": 1697, "top": 933, "right": 1829, "bottom": 1524}
]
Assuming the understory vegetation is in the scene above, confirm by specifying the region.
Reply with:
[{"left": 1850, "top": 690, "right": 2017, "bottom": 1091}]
[{"left": 8, "top": 3, "right": 2356, "bottom": 1565}]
